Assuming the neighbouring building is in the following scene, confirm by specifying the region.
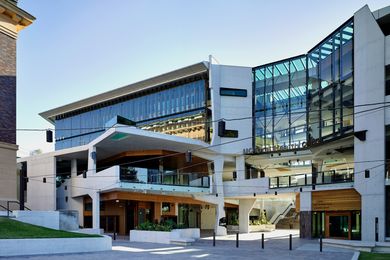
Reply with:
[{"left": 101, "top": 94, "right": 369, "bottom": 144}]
[
  {"left": 0, "top": 0, "right": 34, "bottom": 207},
  {"left": 16, "top": 4, "right": 390, "bottom": 242}
]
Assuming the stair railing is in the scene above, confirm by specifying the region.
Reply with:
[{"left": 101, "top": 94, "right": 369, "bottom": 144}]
[{"left": 271, "top": 203, "right": 294, "bottom": 225}]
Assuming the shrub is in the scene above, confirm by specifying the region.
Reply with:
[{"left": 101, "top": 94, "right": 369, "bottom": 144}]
[{"left": 136, "top": 220, "right": 179, "bottom": 232}]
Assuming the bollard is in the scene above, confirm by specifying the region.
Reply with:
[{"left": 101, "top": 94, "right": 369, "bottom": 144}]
[
  {"left": 113, "top": 232, "right": 116, "bottom": 240},
  {"left": 236, "top": 232, "right": 239, "bottom": 248},
  {"left": 261, "top": 233, "right": 264, "bottom": 249},
  {"left": 289, "top": 234, "right": 292, "bottom": 250},
  {"left": 213, "top": 232, "right": 216, "bottom": 247},
  {"left": 320, "top": 234, "right": 322, "bottom": 252}
]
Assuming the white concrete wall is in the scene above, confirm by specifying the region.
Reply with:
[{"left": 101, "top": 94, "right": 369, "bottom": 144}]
[
  {"left": 201, "top": 205, "right": 216, "bottom": 229},
  {"left": 130, "top": 230, "right": 171, "bottom": 244},
  {"left": 223, "top": 178, "right": 269, "bottom": 197},
  {"left": 0, "top": 236, "right": 112, "bottom": 257},
  {"left": 385, "top": 36, "right": 390, "bottom": 66},
  {"left": 0, "top": 142, "right": 17, "bottom": 202},
  {"left": 72, "top": 165, "right": 119, "bottom": 198},
  {"left": 209, "top": 62, "right": 253, "bottom": 155},
  {"left": 24, "top": 156, "right": 56, "bottom": 211},
  {"left": 13, "top": 211, "right": 60, "bottom": 230},
  {"left": 354, "top": 5, "right": 386, "bottom": 242}
]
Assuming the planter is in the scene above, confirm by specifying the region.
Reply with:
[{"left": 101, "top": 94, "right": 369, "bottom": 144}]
[
  {"left": 249, "top": 224, "right": 276, "bottom": 232},
  {"left": 129, "top": 228, "right": 200, "bottom": 244},
  {"left": 226, "top": 225, "right": 239, "bottom": 232},
  {"left": 227, "top": 224, "right": 275, "bottom": 232},
  {"left": 0, "top": 236, "right": 111, "bottom": 257}
]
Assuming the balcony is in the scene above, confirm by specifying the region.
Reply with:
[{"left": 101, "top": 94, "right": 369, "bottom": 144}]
[
  {"left": 269, "top": 169, "right": 354, "bottom": 189},
  {"left": 119, "top": 166, "right": 210, "bottom": 189}
]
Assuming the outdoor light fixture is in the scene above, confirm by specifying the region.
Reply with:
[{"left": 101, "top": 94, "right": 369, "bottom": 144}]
[
  {"left": 216, "top": 193, "right": 218, "bottom": 197},
  {"left": 312, "top": 185, "right": 316, "bottom": 190},
  {"left": 90, "top": 151, "right": 96, "bottom": 160},
  {"left": 46, "top": 130, "right": 53, "bottom": 143},
  {"left": 354, "top": 130, "right": 367, "bottom": 141},
  {"left": 274, "top": 191, "right": 277, "bottom": 195},
  {"left": 185, "top": 150, "right": 192, "bottom": 163},
  {"left": 365, "top": 170, "right": 370, "bottom": 178},
  {"left": 253, "top": 193, "right": 256, "bottom": 197},
  {"left": 43, "top": 177, "right": 46, "bottom": 183},
  {"left": 299, "top": 187, "right": 302, "bottom": 192}
]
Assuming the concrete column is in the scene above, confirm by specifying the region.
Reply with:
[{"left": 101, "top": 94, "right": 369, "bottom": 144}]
[
  {"left": 207, "top": 162, "right": 214, "bottom": 194},
  {"left": 70, "top": 197, "right": 84, "bottom": 227},
  {"left": 299, "top": 191, "right": 312, "bottom": 239},
  {"left": 71, "top": 159, "right": 77, "bottom": 178},
  {"left": 354, "top": 6, "right": 386, "bottom": 242},
  {"left": 88, "top": 146, "right": 97, "bottom": 175},
  {"left": 92, "top": 192, "right": 100, "bottom": 230},
  {"left": 236, "top": 155, "right": 245, "bottom": 181},
  {"left": 239, "top": 199, "right": 256, "bottom": 233},
  {"left": 213, "top": 155, "right": 227, "bottom": 236}
]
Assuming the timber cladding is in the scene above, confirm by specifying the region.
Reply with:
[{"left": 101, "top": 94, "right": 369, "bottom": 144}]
[{"left": 311, "top": 188, "right": 361, "bottom": 211}]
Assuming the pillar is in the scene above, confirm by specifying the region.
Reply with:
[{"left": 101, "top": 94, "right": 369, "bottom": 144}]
[
  {"left": 213, "top": 155, "right": 227, "bottom": 236},
  {"left": 299, "top": 191, "right": 312, "bottom": 239},
  {"left": 71, "top": 159, "right": 77, "bottom": 178},
  {"left": 236, "top": 155, "right": 245, "bottom": 181},
  {"left": 88, "top": 146, "right": 97, "bottom": 175},
  {"left": 92, "top": 192, "right": 100, "bottom": 230},
  {"left": 239, "top": 199, "right": 256, "bottom": 233}
]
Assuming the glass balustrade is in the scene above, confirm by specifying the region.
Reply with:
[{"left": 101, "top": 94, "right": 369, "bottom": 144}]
[
  {"left": 269, "top": 168, "right": 353, "bottom": 188},
  {"left": 119, "top": 166, "right": 209, "bottom": 188}
]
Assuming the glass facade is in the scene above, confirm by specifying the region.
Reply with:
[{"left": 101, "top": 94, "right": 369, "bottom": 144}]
[
  {"left": 307, "top": 20, "right": 354, "bottom": 144},
  {"left": 254, "top": 55, "right": 307, "bottom": 151},
  {"left": 55, "top": 79, "right": 207, "bottom": 150},
  {"left": 253, "top": 18, "right": 353, "bottom": 153}
]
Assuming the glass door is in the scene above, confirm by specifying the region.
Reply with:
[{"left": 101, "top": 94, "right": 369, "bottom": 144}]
[{"left": 326, "top": 212, "right": 351, "bottom": 239}]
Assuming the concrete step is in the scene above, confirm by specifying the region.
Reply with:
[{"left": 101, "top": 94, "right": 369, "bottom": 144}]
[{"left": 170, "top": 238, "right": 195, "bottom": 246}]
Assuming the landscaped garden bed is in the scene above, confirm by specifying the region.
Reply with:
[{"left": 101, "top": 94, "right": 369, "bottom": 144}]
[
  {"left": 129, "top": 220, "right": 200, "bottom": 244},
  {"left": 0, "top": 217, "right": 111, "bottom": 257},
  {"left": 0, "top": 217, "right": 100, "bottom": 239}
]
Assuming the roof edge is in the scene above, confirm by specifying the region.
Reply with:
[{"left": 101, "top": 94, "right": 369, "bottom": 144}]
[{"left": 40, "top": 61, "right": 209, "bottom": 124}]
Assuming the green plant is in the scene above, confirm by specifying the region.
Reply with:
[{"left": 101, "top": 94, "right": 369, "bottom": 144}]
[
  {"left": 228, "top": 212, "right": 239, "bottom": 225},
  {"left": 250, "top": 211, "right": 270, "bottom": 225},
  {"left": 136, "top": 220, "right": 178, "bottom": 232}
]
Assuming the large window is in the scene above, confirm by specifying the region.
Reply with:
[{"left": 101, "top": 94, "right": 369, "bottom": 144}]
[
  {"left": 307, "top": 19, "right": 354, "bottom": 144},
  {"left": 253, "top": 18, "right": 353, "bottom": 153},
  {"left": 254, "top": 56, "right": 307, "bottom": 152},
  {"left": 55, "top": 79, "right": 207, "bottom": 149}
]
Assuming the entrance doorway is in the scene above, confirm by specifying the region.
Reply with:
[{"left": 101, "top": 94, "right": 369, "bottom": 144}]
[{"left": 325, "top": 212, "right": 351, "bottom": 239}]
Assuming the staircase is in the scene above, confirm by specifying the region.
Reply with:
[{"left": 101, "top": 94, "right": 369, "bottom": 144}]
[
  {"left": 275, "top": 208, "right": 300, "bottom": 229},
  {"left": 0, "top": 200, "right": 30, "bottom": 217}
]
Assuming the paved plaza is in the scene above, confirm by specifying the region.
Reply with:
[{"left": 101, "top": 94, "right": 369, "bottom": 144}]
[{"left": 2, "top": 230, "right": 356, "bottom": 260}]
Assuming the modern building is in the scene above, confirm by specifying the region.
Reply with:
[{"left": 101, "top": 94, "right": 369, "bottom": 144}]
[
  {"left": 16, "top": 4, "right": 390, "bottom": 242},
  {"left": 0, "top": 0, "right": 34, "bottom": 206}
]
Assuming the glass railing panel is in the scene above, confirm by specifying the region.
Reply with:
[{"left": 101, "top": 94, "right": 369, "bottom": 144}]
[
  {"left": 120, "top": 166, "right": 209, "bottom": 188},
  {"left": 279, "top": 176, "right": 289, "bottom": 188},
  {"left": 323, "top": 171, "right": 333, "bottom": 184},
  {"left": 268, "top": 170, "right": 353, "bottom": 189},
  {"left": 306, "top": 173, "right": 313, "bottom": 185},
  {"left": 270, "top": 177, "right": 278, "bottom": 188}
]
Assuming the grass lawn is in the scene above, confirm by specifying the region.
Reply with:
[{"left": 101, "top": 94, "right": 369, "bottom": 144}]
[
  {"left": 359, "top": 252, "right": 390, "bottom": 260},
  {"left": 0, "top": 217, "right": 101, "bottom": 239}
]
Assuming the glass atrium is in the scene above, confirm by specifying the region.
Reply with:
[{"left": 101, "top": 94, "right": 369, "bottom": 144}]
[{"left": 253, "top": 18, "right": 354, "bottom": 153}]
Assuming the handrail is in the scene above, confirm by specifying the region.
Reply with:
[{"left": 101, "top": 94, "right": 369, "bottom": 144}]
[
  {"left": 1, "top": 201, "right": 31, "bottom": 217},
  {"left": 271, "top": 203, "right": 294, "bottom": 225},
  {"left": 0, "top": 204, "right": 11, "bottom": 213}
]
